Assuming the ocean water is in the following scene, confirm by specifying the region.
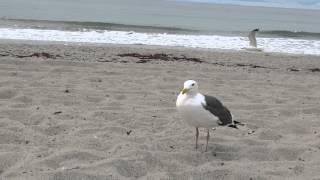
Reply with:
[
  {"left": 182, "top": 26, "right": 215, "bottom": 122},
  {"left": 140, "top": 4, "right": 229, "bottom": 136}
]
[{"left": 1, "top": 0, "right": 320, "bottom": 55}]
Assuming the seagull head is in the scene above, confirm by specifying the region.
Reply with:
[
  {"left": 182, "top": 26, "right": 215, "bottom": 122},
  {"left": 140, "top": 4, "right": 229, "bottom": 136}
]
[{"left": 181, "top": 80, "right": 199, "bottom": 95}]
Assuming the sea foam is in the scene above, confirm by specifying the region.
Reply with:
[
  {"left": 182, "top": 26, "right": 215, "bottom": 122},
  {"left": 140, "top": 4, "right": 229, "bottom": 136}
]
[{"left": 0, "top": 28, "right": 319, "bottom": 55}]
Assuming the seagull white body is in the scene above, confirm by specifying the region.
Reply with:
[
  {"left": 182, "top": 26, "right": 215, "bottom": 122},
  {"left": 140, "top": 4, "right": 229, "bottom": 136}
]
[
  {"left": 176, "top": 80, "right": 235, "bottom": 151},
  {"left": 176, "top": 93, "right": 219, "bottom": 128}
]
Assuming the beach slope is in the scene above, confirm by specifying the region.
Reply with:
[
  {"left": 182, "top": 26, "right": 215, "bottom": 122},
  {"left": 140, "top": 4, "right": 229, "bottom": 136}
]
[{"left": 0, "top": 41, "right": 320, "bottom": 180}]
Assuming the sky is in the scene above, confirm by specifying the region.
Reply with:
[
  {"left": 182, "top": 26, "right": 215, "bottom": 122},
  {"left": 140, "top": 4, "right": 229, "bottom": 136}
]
[{"left": 178, "top": 0, "right": 320, "bottom": 9}]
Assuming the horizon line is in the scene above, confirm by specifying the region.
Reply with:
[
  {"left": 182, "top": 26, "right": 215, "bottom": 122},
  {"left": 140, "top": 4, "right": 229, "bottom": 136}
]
[{"left": 174, "top": 0, "right": 320, "bottom": 10}]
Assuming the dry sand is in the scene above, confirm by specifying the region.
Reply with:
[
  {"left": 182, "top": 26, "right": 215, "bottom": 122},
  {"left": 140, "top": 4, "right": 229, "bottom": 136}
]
[{"left": 0, "top": 40, "right": 320, "bottom": 180}]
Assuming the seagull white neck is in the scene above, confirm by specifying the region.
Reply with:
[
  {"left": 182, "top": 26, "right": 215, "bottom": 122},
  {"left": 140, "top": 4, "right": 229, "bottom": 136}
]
[{"left": 176, "top": 92, "right": 203, "bottom": 107}]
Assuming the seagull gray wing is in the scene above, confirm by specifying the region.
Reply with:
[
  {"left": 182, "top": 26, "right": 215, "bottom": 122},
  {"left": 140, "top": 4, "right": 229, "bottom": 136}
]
[{"left": 202, "top": 95, "right": 232, "bottom": 126}]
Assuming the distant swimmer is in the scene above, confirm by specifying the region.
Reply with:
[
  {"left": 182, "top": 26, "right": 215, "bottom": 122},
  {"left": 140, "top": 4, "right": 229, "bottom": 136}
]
[{"left": 248, "top": 28, "right": 259, "bottom": 48}]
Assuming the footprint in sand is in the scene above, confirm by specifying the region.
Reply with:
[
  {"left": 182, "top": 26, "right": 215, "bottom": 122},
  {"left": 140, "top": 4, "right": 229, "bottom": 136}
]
[
  {"left": 13, "top": 95, "right": 33, "bottom": 104},
  {"left": 210, "top": 144, "right": 242, "bottom": 161},
  {"left": 0, "top": 129, "right": 25, "bottom": 144},
  {"left": 37, "top": 151, "right": 102, "bottom": 170},
  {"left": 48, "top": 172, "right": 109, "bottom": 180},
  {"left": 258, "top": 129, "right": 282, "bottom": 141},
  {"left": 0, "top": 89, "right": 18, "bottom": 99},
  {"left": 113, "top": 159, "right": 148, "bottom": 178},
  {"left": 0, "top": 152, "right": 23, "bottom": 175}
]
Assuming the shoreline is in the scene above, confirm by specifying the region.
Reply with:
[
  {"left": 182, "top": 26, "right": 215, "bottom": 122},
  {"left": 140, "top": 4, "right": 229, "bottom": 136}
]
[
  {"left": 1, "top": 27, "right": 320, "bottom": 56},
  {"left": 2, "top": 38, "right": 320, "bottom": 56}
]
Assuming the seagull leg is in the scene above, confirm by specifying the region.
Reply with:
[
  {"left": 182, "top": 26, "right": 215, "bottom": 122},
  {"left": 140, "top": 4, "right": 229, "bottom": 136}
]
[
  {"left": 195, "top": 127, "right": 199, "bottom": 150},
  {"left": 205, "top": 128, "right": 210, "bottom": 152}
]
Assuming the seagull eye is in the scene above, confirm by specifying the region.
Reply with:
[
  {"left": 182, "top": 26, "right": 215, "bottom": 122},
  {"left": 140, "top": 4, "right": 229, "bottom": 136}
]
[{"left": 191, "top": 83, "right": 195, "bottom": 86}]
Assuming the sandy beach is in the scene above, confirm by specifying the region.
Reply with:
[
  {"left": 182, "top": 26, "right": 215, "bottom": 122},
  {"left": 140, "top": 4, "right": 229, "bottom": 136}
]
[{"left": 0, "top": 40, "right": 320, "bottom": 180}]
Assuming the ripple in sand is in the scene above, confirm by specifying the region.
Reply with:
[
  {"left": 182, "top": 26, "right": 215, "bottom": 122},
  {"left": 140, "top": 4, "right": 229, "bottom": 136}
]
[{"left": 0, "top": 89, "right": 17, "bottom": 99}]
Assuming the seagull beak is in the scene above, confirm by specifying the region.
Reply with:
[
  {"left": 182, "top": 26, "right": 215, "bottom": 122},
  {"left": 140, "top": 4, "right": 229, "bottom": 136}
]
[{"left": 181, "top": 88, "right": 189, "bottom": 94}]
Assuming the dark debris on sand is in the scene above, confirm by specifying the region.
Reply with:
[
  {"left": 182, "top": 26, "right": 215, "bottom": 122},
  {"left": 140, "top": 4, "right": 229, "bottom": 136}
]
[
  {"left": 0, "top": 51, "right": 62, "bottom": 59},
  {"left": 117, "top": 53, "right": 203, "bottom": 63},
  {"left": 309, "top": 68, "right": 320, "bottom": 72},
  {"left": 2, "top": 49, "right": 319, "bottom": 74}
]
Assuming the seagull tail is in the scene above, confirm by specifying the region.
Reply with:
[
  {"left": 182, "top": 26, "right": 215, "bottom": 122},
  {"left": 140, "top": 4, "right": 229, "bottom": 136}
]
[
  {"left": 234, "top": 120, "right": 245, "bottom": 126},
  {"left": 228, "top": 120, "right": 245, "bottom": 129},
  {"left": 228, "top": 124, "right": 238, "bottom": 129}
]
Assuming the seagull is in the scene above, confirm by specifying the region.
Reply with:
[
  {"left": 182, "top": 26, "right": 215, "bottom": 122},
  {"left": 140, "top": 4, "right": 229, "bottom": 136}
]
[
  {"left": 176, "top": 80, "right": 241, "bottom": 151},
  {"left": 248, "top": 28, "right": 259, "bottom": 48}
]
